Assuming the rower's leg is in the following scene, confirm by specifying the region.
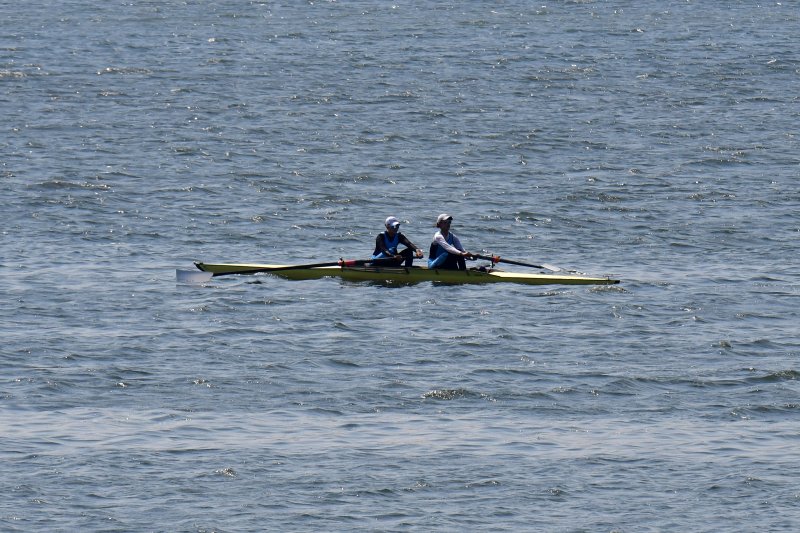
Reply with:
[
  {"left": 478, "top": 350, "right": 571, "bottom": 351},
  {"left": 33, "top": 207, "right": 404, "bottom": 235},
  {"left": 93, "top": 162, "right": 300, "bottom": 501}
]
[
  {"left": 400, "top": 248, "right": 414, "bottom": 267},
  {"left": 440, "top": 253, "right": 463, "bottom": 270}
]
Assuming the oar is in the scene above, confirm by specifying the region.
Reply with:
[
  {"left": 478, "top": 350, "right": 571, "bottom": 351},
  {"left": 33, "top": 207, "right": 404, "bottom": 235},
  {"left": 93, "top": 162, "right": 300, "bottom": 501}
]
[
  {"left": 176, "top": 269, "right": 214, "bottom": 284},
  {"left": 200, "top": 258, "right": 396, "bottom": 277},
  {"left": 473, "top": 254, "right": 563, "bottom": 272}
]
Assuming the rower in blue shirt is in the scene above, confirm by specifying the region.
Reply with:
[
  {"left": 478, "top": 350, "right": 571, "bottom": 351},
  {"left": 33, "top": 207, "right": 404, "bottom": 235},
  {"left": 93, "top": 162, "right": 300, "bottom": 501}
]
[{"left": 372, "top": 216, "right": 424, "bottom": 267}]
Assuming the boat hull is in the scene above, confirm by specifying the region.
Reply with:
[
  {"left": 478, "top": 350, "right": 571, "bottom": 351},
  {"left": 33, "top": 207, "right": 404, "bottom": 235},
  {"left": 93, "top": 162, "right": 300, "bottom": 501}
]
[{"left": 194, "top": 262, "right": 620, "bottom": 286}]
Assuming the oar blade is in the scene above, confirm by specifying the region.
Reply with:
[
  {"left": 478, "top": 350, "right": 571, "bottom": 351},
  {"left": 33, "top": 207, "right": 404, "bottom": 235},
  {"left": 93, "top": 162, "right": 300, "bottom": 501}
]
[{"left": 176, "top": 269, "right": 214, "bottom": 284}]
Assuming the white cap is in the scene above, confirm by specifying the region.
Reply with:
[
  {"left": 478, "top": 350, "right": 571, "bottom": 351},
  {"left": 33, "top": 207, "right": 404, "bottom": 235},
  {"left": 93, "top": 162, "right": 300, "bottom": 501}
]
[
  {"left": 436, "top": 213, "right": 453, "bottom": 225},
  {"left": 385, "top": 216, "right": 400, "bottom": 228}
]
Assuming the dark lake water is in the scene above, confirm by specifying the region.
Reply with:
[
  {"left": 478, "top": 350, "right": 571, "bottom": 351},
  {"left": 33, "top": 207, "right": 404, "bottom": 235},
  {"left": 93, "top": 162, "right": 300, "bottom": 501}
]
[{"left": 3, "top": 1, "right": 799, "bottom": 531}]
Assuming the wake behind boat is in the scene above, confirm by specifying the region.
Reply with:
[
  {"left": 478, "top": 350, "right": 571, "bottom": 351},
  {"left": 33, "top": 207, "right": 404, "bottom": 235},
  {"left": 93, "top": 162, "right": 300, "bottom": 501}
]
[{"left": 192, "top": 260, "right": 620, "bottom": 286}]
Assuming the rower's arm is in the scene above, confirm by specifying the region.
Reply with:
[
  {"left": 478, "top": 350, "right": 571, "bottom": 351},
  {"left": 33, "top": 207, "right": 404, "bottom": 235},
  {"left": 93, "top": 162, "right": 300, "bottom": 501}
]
[{"left": 399, "top": 234, "right": 421, "bottom": 253}]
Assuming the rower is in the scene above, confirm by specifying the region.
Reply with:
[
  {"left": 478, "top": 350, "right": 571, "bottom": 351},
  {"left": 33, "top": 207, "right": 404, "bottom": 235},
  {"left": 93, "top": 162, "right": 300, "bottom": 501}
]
[
  {"left": 371, "top": 216, "right": 424, "bottom": 267},
  {"left": 427, "top": 214, "right": 475, "bottom": 270}
]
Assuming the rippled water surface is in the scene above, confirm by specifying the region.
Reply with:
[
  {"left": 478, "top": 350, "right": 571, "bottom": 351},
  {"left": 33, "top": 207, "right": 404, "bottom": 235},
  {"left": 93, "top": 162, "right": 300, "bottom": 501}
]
[{"left": 3, "top": 1, "right": 799, "bottom": 531}]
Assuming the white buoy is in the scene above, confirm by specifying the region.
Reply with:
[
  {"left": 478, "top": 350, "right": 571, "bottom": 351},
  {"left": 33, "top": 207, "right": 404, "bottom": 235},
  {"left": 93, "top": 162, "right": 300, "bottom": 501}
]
[{"left": 176, "top": 269, "right": 213, "bottom": 284}]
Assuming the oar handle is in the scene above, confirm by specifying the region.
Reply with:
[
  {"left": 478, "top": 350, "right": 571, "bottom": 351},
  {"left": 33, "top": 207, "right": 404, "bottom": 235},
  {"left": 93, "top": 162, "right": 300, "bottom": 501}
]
[
  {"left": 473, "top": 254, "right": 560, "bottom": 271},
  {"left": 473, "top": 254, "right": 502, "bottom": 264}
]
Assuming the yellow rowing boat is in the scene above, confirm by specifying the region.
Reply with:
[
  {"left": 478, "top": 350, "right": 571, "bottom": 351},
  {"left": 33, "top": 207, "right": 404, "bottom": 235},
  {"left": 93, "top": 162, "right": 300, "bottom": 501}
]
[{"left": 194, "top": 262, "right": 620, "bottom": 286}]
